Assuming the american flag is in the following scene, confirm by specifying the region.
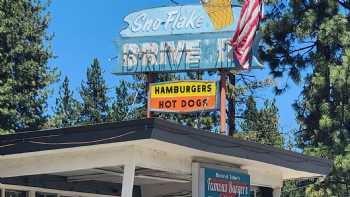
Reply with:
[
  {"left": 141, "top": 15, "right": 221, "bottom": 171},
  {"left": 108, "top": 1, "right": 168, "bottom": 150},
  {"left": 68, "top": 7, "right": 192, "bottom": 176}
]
[{"left": 230, "top": 0, "right": 263, "bottom": 69}]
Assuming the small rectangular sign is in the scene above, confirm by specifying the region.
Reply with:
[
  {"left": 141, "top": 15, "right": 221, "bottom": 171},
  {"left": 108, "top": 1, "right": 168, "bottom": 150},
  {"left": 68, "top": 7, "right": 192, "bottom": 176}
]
[
  {"left": 149, "top": 80, "right": 218, "bottom": 113},
  {"left": 203, "top": 167, "right": 250, "bottom": 197}
]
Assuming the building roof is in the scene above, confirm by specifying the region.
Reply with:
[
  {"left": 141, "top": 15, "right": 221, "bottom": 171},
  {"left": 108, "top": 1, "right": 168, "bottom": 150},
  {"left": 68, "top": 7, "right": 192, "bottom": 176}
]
[{"left": 0, "top": 118, "right": 332, "bottom": 176}]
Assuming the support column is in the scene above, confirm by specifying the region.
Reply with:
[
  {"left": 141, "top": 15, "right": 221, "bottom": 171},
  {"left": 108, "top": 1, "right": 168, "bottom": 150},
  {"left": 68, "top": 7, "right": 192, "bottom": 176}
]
[
  {"left": 147, "top": 73, "right": 154, "bottom": 119},
  {"left": 220, "top": 70, "right": 227, "bottom": 135},
  {"left": 228, "top": 74, "right": 236, "bottom": 136},
  {"left": 1, "top": 184, "right": 5, "bottom": 197},
  {"left": 191, "top": 163, "right": 200, "bottom": 197},
  {"left": 273, "top": 187, "right": 282, "bottom": 197},
  {"left": 121, "top": 163, "right": 136, "bottom": 197},
  {"left": 29, "top": 190, "right": 36, "bottom": 197}
]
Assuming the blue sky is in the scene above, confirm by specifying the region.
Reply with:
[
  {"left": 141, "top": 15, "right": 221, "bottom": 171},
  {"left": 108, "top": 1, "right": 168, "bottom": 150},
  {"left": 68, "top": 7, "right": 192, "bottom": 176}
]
[{"left": 47, "top": 0, "right": 302, "bottom": 135}]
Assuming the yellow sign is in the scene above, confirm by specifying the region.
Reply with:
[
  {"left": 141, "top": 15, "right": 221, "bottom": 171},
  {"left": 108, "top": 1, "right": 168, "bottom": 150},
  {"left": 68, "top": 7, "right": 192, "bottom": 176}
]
[{"left": 149, "top": 81, "right": 218, "bottom": 113}]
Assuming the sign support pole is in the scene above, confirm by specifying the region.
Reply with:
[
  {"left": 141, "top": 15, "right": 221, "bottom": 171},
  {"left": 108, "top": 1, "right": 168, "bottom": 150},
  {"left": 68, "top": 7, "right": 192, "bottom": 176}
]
[
  {"left": 228, "top": 74, "right": 236, "bottom": 136},
  {"left": 147, "top": 73, "right": 154, "bottom": 119},
  {"left": 220, "top": 70, "right": 227, "bottom": 135}
]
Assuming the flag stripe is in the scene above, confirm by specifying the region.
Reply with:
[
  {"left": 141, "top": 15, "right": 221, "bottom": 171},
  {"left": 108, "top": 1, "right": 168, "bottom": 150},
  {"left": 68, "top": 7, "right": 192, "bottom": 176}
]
[
  {"left": 241, "top": 15, "right": 261, "bottom": 51},
  {"left": 232, "top": 0, "right": 250, "bottom": 42},
  {"left": 230, "top": 0, "right": 262, "bottom": 70},
  {"left": 238, "top": 0, "right": 254, "bottom": 31},
  {"left": 238, "top": 0, "right": 257, "bottom": 37},
  {"left": 240, "top": 26, "right": 258, "bottom": 64},
  {"left": 236, "top": 4, "right": 261, "bottom": 44}
]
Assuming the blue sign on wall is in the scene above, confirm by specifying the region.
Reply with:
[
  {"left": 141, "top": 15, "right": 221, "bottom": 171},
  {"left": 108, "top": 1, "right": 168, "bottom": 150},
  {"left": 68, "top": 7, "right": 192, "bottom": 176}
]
[
  {"left": 203, "top": 167, "right": 250, "bottom": 197},
  {"left": 114, "top": 5, "right": 263, "bottom": 75}
]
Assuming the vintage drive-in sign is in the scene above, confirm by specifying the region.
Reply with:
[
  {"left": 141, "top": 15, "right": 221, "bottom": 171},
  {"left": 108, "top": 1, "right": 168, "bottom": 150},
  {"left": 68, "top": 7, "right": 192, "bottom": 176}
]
[
  {"left": 203, "top": 167, "right": 250, "bottom": 197},
  {"left": 114, "top": 5, "right": 263, "bottom": 74},
  {"left": 120, "top": 5, "right": 239, "bottom": 37},
  {"left": 149, "top": 80, "right": 218, "bottom": 113}
]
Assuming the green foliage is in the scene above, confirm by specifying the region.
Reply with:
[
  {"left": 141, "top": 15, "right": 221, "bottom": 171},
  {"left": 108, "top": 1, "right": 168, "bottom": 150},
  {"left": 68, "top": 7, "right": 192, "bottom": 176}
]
[
  {"left": 262, "top": 0, "right": 350, "bottom": 195},
  {"left": 0, "top": 0, "right": 58, "bottom": 134},
  {"left": 79, "top": 58, "right": 109, "bottom": 124},
  {"left": 108, "top": 80, "right": 141, "bottom": 121},
  {"left": 52, "top": 76, "right": 80, "bottom": 128},
  {"left": 282, "top": 179, "right": 317, "bottom": 197},
  {"left": 236, "top": 96, "right": 283, "bottom": 148}
]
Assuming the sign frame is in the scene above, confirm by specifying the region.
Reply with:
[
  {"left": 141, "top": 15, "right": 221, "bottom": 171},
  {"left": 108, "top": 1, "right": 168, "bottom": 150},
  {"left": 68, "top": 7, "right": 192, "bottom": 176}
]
[
  {"left": 148, "top": 80, "right": 220, "bottom": 114},
  {"left": 192, "top": 162, "right": 251, "bottom": 197}
]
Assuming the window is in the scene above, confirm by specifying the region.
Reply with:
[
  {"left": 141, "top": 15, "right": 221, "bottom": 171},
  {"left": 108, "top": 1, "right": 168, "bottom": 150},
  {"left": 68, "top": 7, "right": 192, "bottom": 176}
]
[
  {"left": 5, "top": 190, "right": 28, "bottom": 197},
  {"left": 255, "top": 187, "right": 273, "bottom": 197},
  {"left": 35, "top": 192, "right": 57, "bottom": 197}
]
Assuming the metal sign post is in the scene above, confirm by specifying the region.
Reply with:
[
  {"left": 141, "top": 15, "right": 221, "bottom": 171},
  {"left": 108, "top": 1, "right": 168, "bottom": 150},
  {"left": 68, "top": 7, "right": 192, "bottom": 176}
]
[
  {"left": 147, "top": 73, "right": 154, "bottom": 119},
  {"left": 220, "top": 70, "right": 227, "bottom": 135},
  {"left": 228, "top": 74, "right": 236, "bottom": 136}
]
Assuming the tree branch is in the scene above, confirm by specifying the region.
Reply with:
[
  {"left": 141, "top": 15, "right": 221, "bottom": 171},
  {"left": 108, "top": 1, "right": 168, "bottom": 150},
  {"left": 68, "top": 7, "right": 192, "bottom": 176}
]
[
  {"left": 169, "top": 0, "right": 179, "bottom": 5},
  {"left": 339, "top": 0, "right": 350, "bottom": 9},
  {"left": 290, "top": 44, "right": 316, "bottom": 54}
]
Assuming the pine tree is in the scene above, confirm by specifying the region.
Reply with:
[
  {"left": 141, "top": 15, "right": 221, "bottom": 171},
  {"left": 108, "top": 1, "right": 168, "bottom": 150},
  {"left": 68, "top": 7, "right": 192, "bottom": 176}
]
[
  {"left": 261, "top": 1, "right": 350, "bottom": 195},
  {"left": 0, "top": 0, "right": 57, "bottom": 134},
  {"left": 79, "top": 58, "right": 109, "bottom": 124},
  {"left": 108, "top": 80, "right": 139, "bottom": 121},
  {"left": 52, "top": 76, "right": 80, "bottom": 128},
  {"left": 236, "top": 96, "right": 283, "bottom": 148}
]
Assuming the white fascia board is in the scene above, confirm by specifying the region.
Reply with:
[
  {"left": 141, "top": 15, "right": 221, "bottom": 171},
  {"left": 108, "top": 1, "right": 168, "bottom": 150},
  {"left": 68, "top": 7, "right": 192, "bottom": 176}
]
[
  {"left": 0, "top": 139, "right": 192, "bottom": 178},
  {"left": 140, "top": 140, "right": 324, "bottom": 184},
  {"left": 0, "top": 141, "right": 142, "bottom": 178}
]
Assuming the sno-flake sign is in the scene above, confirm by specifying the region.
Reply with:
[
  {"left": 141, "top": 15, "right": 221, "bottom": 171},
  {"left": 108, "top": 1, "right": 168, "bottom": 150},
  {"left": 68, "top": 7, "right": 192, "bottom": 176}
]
[{"left": 114, "top": 5, "right": 263, "bottom": 75}]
